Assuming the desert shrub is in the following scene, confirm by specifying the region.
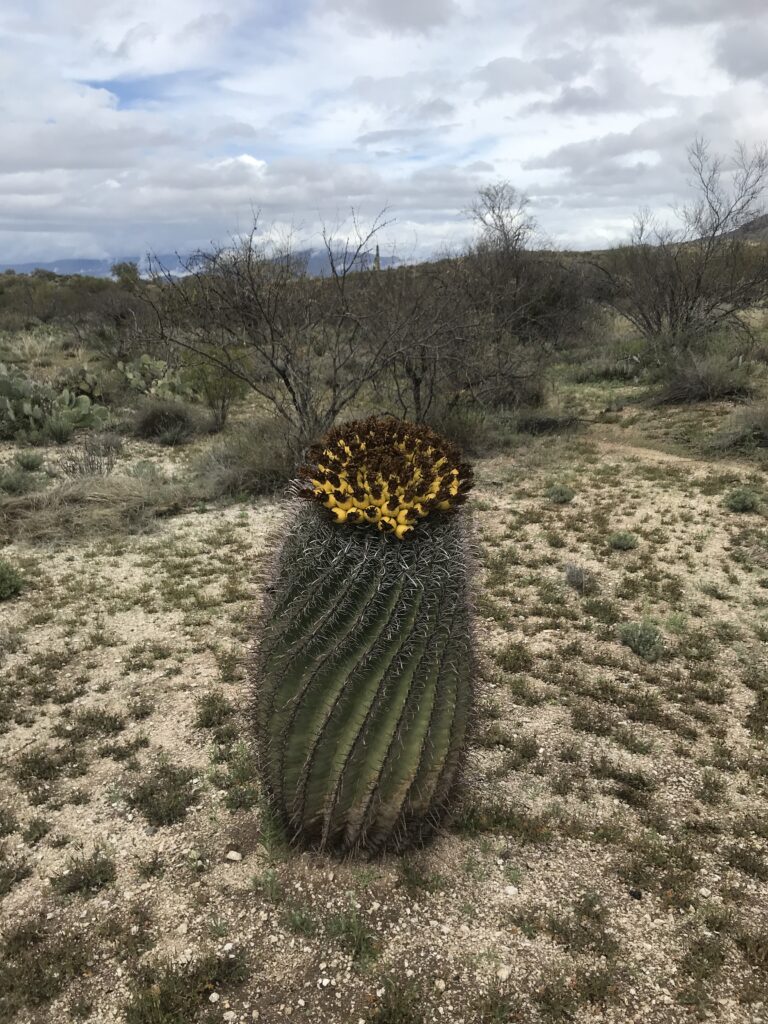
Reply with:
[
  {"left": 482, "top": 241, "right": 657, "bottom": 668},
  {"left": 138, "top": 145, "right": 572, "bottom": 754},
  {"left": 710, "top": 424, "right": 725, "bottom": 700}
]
[
  {"left": 572, "top": 355, "right": 639, "bottom": 383},
  {"left": 515, "top": 409, "right": 580, "bottom": 435},
  {"left": 426, "top": 405, "right": 521, "bottom": 457},
  {"left": 13, "top": 451, "right": 44, "bottom": 472},
  {"left": 87, "top": 431, "right": 123, "bottom": 457},
  {"left": 0, "top": 468, "right": 38, "bottom": 495},
  {"left": 609, "top": 531, "right": 638, "bottom": 551},
  {"left": 547, "top": 483, "right": 575, "bottom": 504},
  {"left": 620, "top": 620, "right": 664, "bottom": 662},
  {"left": 193, "top": 420, "right": 297, "bottom": 498},
  {"left": 711, "top": 404, "right": 768, "bottom": 452},
  {"left": 724, "top": 487, "right": 760, "bottom": 513},
  {"left": 565, "top": 564, "right": 600, "bottom": 596},
  {"left": 651, "top": 352, "right": 754, "bottom": 405},
  {"left": 59, "top": 441, "right": 118, "bottom": 478},
  {"left": 182, "top": 354, "right": 248, "bottom": 431},
  {"left": 40, "top": 417, "right": 74, "bottom": 444},
  {"left": 0, "top": 559, "right": 23, "bottom": 600},
  {"left": 133, "top": 398, "right": 205, "bottom": 446}
]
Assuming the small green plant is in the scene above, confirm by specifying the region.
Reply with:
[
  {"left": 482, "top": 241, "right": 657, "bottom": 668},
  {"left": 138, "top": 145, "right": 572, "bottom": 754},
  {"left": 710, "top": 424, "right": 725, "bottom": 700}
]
[
  {"left": 724, "top": 487, "right": 760, "bottom": 513},
  {"left": 326, "top": 907, "right": 379, "bottom": 963},
  {"left": 12, "top": 451, "right": 44, "bottom": 472},
  {"left": 0, "top": 559, "right": 23, "bottom": 601},
  {"left": 0, "top": 915, "right": 92, "bottom": 1017},
  {"left": 547, "top": 483, "right": 575, "bottom": 504},
  {"left": 619, "top": 620, "right": 664, "bottom": 662},
  {"left": 52, "top": 848, "right": 117, "bottom": 897},
  {"left": 0, "top": 807, "right": 19, "bottom": 837},
  {"left": 368, "top": 979, "right": 425, "bottom": 1024},
  {"left": 127, "top": 760, "right": 198, "bottom": 826},
  {"left": 124, "top": 950, "right": 247, "bottom": 1024},
  {"left": 495, "top": 640, "right": 533, "bottom": 673},
  {"left": 564, "top": 563, "right": 599, "bottom": 596},
  {"left": 609, "top": 531, "right": 638, "bottom": 551},
  {"left": 194, "top": 690, "right": 233, "bottom": 729}
]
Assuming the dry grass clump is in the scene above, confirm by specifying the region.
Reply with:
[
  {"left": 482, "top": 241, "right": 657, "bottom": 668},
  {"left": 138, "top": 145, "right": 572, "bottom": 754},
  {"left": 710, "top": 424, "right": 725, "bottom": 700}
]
[
  {"left": 193, "top": 419, "right": 294, "bottom": 498},
  {"left": 0, "top": 473, "right": 188, "bottom": 543},
  {"left": 710, "top": 401, "right": 768, "bottom": 452},
  {"left": 651, "top": 353, "right": 755, "bottom": 405}
]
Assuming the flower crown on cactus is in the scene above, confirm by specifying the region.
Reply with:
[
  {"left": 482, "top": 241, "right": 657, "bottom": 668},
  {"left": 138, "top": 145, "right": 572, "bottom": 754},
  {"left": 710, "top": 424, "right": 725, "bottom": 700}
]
[{"left": 298, "top": 416, "right": 474, "bottom": 539}]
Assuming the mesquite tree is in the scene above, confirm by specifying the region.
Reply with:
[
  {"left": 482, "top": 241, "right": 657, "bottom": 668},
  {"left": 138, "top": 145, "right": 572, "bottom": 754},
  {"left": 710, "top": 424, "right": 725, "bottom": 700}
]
[
  {"left": 594, "top": 138, "right": 768, "bottom": 354},
  {"left": 142, "top": 216, "right": 402, "bottom": 447}
]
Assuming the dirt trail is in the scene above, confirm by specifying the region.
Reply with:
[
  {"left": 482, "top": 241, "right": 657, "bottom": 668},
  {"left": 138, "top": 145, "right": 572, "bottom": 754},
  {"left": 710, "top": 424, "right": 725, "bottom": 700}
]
[{"left": 593, "top": 435, "right": 754, "bottom": 474}]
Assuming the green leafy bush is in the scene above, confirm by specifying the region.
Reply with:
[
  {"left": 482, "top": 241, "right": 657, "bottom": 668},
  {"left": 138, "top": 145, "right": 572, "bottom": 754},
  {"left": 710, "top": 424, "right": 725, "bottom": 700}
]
[
  {"left": 620, "top": 620, "right": 664, "bottom": 662},
  {"left": 548, "top": 483, "right": 575, "bottom": 504},
  {"left": 0, "top": 559, "right": 23, "bottom": 601},
  {"left": 13, "top": 451, "right": 44, "bottom": 472},
  {"left": 0, "top": 468, "right": 38, "bottom": 495},
  {"left": 724, "top": 487, "right": 760, "bottom": 513},
  {"left": 609, "top": 530, "right": 638, "bottom": 551}
]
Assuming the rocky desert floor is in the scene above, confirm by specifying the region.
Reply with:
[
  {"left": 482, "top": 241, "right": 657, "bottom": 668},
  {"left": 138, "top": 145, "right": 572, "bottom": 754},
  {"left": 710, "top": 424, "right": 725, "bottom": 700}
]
[{"left": 2, "top": 410, "right": 768, "bottom": 1024}]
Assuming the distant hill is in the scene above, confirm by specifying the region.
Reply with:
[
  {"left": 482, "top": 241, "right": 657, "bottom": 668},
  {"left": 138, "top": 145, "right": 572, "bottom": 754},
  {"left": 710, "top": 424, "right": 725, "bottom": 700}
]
[
  {"left": 733, "top": 213, "right": 768, "bottom": 242},
  {"left": 0, "top": 248, "right": 399, "bottom": 279},
  {"left": 0, "top": 255, "right": 187, "bottom": 278}
]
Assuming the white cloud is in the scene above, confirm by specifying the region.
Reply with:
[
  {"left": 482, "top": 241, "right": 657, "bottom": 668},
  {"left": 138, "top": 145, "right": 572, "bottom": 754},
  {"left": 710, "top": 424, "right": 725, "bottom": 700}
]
[{"left": 0, "top": 0, "right": 766, "bottom": 261}]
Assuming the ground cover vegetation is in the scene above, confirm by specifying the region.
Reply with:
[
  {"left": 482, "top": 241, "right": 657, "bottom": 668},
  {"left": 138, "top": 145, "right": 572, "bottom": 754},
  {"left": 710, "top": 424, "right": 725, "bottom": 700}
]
[{"left": 1, "top": 138, "right": 768, "bottom": 1022}]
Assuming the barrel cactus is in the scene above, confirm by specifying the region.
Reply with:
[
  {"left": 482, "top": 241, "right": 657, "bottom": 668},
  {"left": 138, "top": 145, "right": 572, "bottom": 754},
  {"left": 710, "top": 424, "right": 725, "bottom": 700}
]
[{"left": 250, "top": 416, "right": 475, "bottom": 855}]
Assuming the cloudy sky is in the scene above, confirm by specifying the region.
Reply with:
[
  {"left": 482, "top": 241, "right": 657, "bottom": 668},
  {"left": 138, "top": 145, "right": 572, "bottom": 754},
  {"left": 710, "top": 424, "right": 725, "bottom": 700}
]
[{"left": 1, "top": 0, "right": 766, "bottom": 262}]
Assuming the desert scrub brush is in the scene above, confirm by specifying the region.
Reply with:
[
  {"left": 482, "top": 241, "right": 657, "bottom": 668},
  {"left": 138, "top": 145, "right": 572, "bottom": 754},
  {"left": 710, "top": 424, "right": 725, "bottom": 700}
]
[{"left": 251, "top": 416, "right": 475, "bottom": 855}]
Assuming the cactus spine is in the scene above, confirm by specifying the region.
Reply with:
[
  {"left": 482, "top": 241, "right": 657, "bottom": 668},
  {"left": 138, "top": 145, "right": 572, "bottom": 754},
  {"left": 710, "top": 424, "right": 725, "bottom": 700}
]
[{"left": 251, "top": 417, "right": 474, "bottom": 855}]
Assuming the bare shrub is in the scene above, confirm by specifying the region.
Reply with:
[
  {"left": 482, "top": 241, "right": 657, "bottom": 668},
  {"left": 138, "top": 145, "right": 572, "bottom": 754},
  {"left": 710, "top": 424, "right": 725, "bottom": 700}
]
[
  {"left": 594, "top": 138, "right": 768, "bottom": 348},
  {"left": 193, "top": 419, "right": 294, "bottom": 498}
]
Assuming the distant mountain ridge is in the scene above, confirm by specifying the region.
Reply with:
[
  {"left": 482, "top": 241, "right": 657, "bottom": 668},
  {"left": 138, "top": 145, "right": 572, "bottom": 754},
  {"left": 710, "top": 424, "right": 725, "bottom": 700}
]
[
  {"left": 0, "top": 255, "right": 188, "bottom": 278},
  {"left": 732, "top": 213, "right": 768, "bottom": 241},
  {"left": 0, "top": 249, "right": 399, "bottom": 279}
]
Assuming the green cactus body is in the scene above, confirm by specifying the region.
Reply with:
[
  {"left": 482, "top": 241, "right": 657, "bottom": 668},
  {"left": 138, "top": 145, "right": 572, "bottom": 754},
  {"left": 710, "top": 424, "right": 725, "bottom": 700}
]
[{"left": 251, "top": 417, "right": 474, "bottom": 855}]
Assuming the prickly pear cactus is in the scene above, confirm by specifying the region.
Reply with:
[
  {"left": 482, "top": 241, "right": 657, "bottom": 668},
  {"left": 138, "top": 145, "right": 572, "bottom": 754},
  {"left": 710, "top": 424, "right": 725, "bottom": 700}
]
[{"left": 251, "top": 417, "right": 475, "bottom": 855}]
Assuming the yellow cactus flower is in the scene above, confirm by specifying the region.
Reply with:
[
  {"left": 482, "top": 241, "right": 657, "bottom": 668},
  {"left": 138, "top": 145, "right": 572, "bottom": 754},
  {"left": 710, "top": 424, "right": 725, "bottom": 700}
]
[{"left": 299, "top": 417, "right": 473, "bottom": 540}]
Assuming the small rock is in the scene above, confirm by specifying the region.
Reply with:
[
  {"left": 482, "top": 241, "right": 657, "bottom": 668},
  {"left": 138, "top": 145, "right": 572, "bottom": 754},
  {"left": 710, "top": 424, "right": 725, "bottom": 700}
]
[
  {"left": 699, "top": 887, "right": 712, "bottom": 899},
  {"left": 226, "top": 850, "right": 243, "bottom": 862},
  {"left": 176, "top": 922, "right": 188, "bottom": 935},
  {"left": 504, "top": 885, "right": 519, "bottom": 896},
  {"left": 629, "top": 888, "right": 643, "bottom": 900},
  {"left": 223, "top": 1013, "right": 236, "bottom": 1023},
  {"left": 209, "top": 992, "right": 220, "bottom": 1004},
  {"left": 435, "top": 979, "right": 446, "bottom": 992},
  {"left": 497, "top": 965, "right": 512, "bottom": 982}
]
